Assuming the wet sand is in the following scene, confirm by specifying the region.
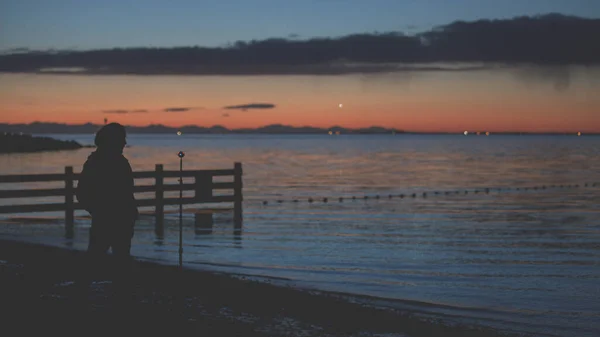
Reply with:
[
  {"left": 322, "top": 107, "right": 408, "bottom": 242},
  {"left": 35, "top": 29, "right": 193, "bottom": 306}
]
[{"left": 0, "top": 239, "right": 518, "bottom": 337}]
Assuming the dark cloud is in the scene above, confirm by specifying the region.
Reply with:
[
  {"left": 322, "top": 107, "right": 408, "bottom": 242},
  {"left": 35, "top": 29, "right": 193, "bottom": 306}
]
[
  {"left": 102, "top": 109, "right": 148, "bottom": 114},
  {"left": 1, "top": 14, "right": 599, "bottom": 75},
  {"left": 104, "top": 107, "right": 201, "bottom": 113},
  {"left": 163, "top": 107, "right": 202, "bottom": 112},
  {"left": 164, "top": 107, "right": 190, "bottom": 112},
  {"left": 223, "top": 103, "right": 276, "bottom": 111},
  {"left": 222, "top": 113, "right": 230, "bottom": 117}
]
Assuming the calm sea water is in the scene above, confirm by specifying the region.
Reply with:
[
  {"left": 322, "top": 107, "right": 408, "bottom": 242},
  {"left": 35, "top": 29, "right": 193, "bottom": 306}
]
[{"left": 1, "top": 134, "right": 599, "bottom": 337}]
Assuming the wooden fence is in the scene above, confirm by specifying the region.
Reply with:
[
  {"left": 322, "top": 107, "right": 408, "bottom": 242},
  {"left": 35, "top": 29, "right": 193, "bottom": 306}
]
[{"left": 0, "top": 163, "right": 243, "bottom": 238}]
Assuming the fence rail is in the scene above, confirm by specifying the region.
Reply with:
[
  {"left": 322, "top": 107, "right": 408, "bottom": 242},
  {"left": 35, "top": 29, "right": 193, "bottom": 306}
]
[{"left": 0, "top": 163, "right": 243, "bottom": 238}]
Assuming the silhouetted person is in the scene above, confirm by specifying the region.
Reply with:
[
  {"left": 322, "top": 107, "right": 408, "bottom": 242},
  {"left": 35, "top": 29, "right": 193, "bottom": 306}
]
[{"left": 76, "top": 123, "right": 138, "bottom": 294}]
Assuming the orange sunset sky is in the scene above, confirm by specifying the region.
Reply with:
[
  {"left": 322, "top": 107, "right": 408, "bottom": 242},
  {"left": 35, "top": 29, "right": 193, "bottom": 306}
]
[{"left": 1, "top": 66, "right": 599, "bottom": 133}]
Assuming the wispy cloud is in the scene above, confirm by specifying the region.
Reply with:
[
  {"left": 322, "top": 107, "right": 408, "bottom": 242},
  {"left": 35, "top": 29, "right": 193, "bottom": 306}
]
[
  {"left": 163, "top": 107, "right": 203, "bottom": 112},
  {"left": 102, "top": 109, "right": 148, "bottom": 114},
  {"left": 223, "top": 103, "right": 275, "bottom": 110},
  {"left": 102, "top": 107, "right": 202, "bottom": 113}
]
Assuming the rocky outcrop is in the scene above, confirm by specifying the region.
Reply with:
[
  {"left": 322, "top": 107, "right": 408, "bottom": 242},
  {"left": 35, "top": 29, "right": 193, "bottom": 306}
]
[{"left": 0, "top": 133, "right": 83, "bottom": 154}]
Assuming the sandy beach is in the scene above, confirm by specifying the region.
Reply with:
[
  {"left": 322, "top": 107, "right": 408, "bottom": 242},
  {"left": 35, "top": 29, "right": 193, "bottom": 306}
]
[{"left": 0, "top": 238, "right": 520, "bottom": 337}]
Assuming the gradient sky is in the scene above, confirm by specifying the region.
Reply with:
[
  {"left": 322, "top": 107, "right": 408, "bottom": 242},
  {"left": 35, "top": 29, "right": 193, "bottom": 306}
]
[
  {"left": 2, "top": 0, "right": 600, "bottom": 51},
  {"left": 2, "top": 1, "right": 600, "bottom": 132},
  {"left": 2, "top": 66, "right": 599, "bottom": 133}
]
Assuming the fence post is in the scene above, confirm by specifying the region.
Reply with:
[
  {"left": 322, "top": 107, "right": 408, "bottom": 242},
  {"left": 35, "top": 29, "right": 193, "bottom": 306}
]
[
  {"left": 65, "top": 166, "right": 74, "bottom": 239},
  {"left": 155, "top": 164, "right": 164, "bottom": 238},
  {"left": 194, "top": 173, "right": 213, "bottom": 202},
  {"left": 233, "top": 162, "right": 243, "bottom": 230},
  {"left": 194, "top": 212, "right": 214, "bottom": 235}
]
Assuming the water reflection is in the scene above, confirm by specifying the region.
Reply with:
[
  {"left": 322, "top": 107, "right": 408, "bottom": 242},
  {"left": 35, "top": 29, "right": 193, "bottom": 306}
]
[
  {"left": 194, "top": 212, "right": 213, "bottom": 235},
  {"left": 1, "top": 135, "right": 600, "bottom": 337},
  {"left": 187, "top": 211, "right": 244, "bottom": 247},
  {"left": 233, "top": 227, "right": 242, "bottom": 248}
]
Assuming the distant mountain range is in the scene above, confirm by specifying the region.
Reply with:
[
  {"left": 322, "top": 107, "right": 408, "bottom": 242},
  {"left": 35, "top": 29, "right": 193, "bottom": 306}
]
[
  {"left": 0, "top": 122, "right": 403, "bottom": 135},
  {"left": 0, "top": 122, "right": 595, "bottom": 135}
]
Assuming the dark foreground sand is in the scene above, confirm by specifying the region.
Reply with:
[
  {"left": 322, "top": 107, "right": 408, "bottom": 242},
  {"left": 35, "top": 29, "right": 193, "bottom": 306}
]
[{"left": 0, "top": 239, "right": 517, "bottom": 337}]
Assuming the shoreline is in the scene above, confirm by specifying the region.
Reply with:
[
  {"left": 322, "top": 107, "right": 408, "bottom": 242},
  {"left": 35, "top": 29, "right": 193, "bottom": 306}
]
[
  {"left": 0, "top": 132, "right": 86, "bottom": 154},
  {"left": 0, "top": 238, "right": 520, "bottom": 337}
]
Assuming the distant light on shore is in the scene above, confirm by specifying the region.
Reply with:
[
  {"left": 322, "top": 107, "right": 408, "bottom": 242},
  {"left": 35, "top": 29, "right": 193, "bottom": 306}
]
[
  {"left": 328, "top": 131, "right": 333, "bottom": 135},
  {"left": 464, "top": 131, "right": 469, "bottom": 136},
  {"left": 578, "top": 132, "right": 582, "bottom": 136},
  {"left": 177, "top": 130, "right": 182, "bottom": 136},
  {"left": 486, "top": 132, "right": 490, "bottom": 136}
]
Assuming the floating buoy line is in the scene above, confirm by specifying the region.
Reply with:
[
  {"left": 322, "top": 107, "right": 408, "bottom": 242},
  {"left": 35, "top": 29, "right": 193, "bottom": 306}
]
[{"left": 257, "top": 182, "right": 599, "bottom": 206}]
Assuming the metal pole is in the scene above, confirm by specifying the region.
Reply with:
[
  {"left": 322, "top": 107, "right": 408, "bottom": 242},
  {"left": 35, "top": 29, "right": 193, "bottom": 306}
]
[{"left": 178, "top": 151, "right": 185, "bottom": 268}]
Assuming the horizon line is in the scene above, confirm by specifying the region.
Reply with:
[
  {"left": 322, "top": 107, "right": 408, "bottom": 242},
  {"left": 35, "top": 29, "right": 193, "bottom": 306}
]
[{"left": 0, "top": 122, "right": 596, "bottom": 135}]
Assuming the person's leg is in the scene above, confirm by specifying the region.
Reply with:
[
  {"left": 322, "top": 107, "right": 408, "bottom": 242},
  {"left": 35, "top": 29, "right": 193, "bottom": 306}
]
[
  {"left": 88, "top": 226, "right": 111, "bottom": 254},
  {"left": 111, "top": 233, "right": 134, "bottom": 301},
  {"left": 111, "top": 234, "right": 132, "bottom": 257},
  {"left": 86, "top": 225, "right": 111, "bottom": 281},
  {"left": 76, "top": 223, "right": 110, "bottom": 299}
]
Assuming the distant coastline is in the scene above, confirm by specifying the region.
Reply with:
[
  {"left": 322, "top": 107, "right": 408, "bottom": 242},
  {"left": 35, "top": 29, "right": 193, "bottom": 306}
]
[
  {"left": 0, "top": 132, "right": 84, "bottom": 154},
  {"left": 0, "top": 122, "right": 596, "bottom": 136},
  {"left": 0, "top": 122, "right": 403, "bottom": 135}
]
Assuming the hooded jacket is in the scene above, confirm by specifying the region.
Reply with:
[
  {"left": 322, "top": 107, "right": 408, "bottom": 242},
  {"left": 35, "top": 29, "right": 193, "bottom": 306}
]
[{"left": 76, "top": 149, "right": 138, "bottom": 228}]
